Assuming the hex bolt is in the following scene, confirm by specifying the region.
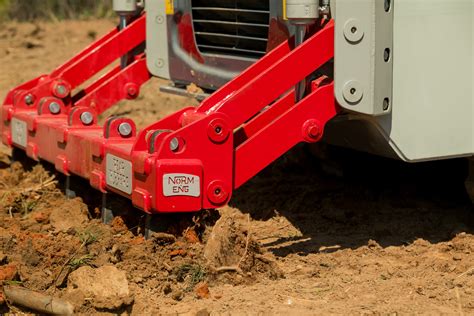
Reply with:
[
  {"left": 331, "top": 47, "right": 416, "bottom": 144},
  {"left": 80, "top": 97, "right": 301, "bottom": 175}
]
[
  {"left": 118, "top": 122, "right": 133, "bottom": 137},
  {"left": 24, "top": 94, "right": 35, "bottom": 106},
  {"left": 48, "top": 102, "right": 61, "bottom": 114},
  {"left": 169, "top": 137, "right": 179, "bottom": 152},
  {"left": 307, "top": 125, "right": 320, "bottom": 139},
  {"left": 80, "top": 111, "right": 94, "bottom": 125},
  {"left": 55, "top": 84, "right": 68, "bottom": 98},
  {"left": 127, "top": 85, "right": 138, "bottom": 98}
]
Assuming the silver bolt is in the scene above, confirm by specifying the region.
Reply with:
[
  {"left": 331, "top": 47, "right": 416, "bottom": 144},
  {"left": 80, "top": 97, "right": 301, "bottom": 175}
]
[
  {"left": 24, "top": 94, "right": 35, "bottom": 106},
  {"left": 118, "top": 122, "right": 133, "bottom": 137},
  {"left": 169, "top": 137, "right": 179, "bottom": 152},
  {"left": 55, "top": 84, "right": 67, "bottom": 97},
  {"left": 80, "top": 112, "right": 94, "bottom": 125},
  {"left": 48, "top": 102, "right": 61, "bottom": 114}
]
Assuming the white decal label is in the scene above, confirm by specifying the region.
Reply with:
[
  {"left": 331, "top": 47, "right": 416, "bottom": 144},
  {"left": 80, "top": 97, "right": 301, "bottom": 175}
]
[
  {"left": 11, "top": 118, "right": 27, "bottom": 147},
  {"left": 163, "top": 173, "right": 200, "bottom": 197},
  {"left": 106, "top": 154, "right": 132, "bottom": 194}
]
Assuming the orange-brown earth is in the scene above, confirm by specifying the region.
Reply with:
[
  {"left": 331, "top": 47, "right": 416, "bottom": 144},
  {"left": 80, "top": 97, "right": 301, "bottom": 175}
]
[{"left": 0, "top": 20, "right": 473, "bottom": 315}]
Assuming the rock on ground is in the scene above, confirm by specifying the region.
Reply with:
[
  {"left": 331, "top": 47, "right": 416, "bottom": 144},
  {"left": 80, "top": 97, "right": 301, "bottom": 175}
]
[{"left": 67, "top": 265, "right": 133, "bottom": 310}]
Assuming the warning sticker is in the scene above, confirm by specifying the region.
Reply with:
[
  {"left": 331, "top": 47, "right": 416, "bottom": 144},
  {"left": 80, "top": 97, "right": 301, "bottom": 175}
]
[
  {"left": 11, "top": 118, "right": 27, "bottom": 148},
  {"left": 163, "top": 173, "right": 200, "bottom": 197},
  {"left": 106, "top": 154, "right": 133, "bottom": 194}
]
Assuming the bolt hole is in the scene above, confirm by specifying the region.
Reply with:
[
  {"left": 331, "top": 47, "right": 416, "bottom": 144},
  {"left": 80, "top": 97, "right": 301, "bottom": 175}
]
[
  {"left": 215, "top": 126, "right": 222, "bottom": 134},
  {"left": 350, "top": 88, "right": 356, "bottom": 95},
  {"left": 350, "top": 26, "right": 357, "bottom": 34},
  {"left": 383, "top": 97, "right": 390, "bottom": 111},
  {"left": 384, "top": 0, "right": 391, "bottom": 12},
  {"left": 214, "top": 188, "right": 221, "bottom": 195},
  {"left": 384, "top": 48, "right": 391, "bottom": 62}
]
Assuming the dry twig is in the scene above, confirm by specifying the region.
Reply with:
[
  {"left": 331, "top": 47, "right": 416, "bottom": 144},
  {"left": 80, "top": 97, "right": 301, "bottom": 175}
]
[{"left": 3, "top": 286, "right": 74, "bottom": 315}]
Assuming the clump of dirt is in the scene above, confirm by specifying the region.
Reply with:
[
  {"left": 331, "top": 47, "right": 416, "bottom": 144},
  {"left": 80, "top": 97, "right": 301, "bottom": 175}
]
[
  {"left": 66, "top": 265, "right": 133, "bottom": 310},
  {"left": 204, "top": 209, "right": 284, "bottom": 283}
]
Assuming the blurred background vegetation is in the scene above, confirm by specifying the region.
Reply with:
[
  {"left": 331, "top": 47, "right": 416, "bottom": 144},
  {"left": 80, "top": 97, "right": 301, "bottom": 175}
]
[{"left": 0, "top": 0, "right": 113, "bottom": 21}]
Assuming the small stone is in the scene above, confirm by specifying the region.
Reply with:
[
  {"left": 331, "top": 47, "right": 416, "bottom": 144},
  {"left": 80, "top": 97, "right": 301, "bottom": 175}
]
[
  {"left": 368, "top": 239, "right": 380, "bottom": 248},
  {"left": 151, "top": 233, "right": 176, "bottom": 245},
  {"left": 0, "top": 252, "right": 7, "bottom": 264},
  {"left": 133, "top": 276, "right": 144, "bottom": 284},
  {"left": 196, "top": 308, "right": 211, "bottom": 316},
  {"left": 195, "top": 282, "right": 210, "bottom": 299},
  {"left": 163, "top": 282, "right": 172, "bottom": 295},
  {"left": 185, "top": 229, "right": 200, "bottom": 244},
  {"left": 453, "top": 254, "right": 462, "bottom": 261},
  {"left": 0, "top": 264, "right": 17, "bottom": 281},
  {"left": 172, "top": 290, "right": 183, "bottom": 301},
  {"left": 169, "top": 249, "right": 187, "bottom": 258},
  {"left": 32, "top": 211, "right": 49, "bottom": 223}
]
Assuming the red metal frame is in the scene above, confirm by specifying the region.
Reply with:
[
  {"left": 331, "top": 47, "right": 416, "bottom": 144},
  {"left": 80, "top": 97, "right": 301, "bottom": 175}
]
[{"left": 1, "top": 17, "right": 338, "bottom": 214}]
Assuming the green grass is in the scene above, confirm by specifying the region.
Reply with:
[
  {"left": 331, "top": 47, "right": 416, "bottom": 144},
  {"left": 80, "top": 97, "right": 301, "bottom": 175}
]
[
  {"left": 175, "top": 264, "right": 207, "bottom": 291},
  {"left": 0, "top": 0, "right": 113, "bottom": 21}
]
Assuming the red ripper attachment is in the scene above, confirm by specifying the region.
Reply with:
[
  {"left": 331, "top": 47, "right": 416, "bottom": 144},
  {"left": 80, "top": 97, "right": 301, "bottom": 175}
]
[{"left": 1, "top": 17, "right": 338, "bottom": 214}]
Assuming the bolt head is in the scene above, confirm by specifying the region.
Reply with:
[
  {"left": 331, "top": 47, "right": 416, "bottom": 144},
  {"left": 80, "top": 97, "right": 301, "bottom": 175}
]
[
  {"left": 118, "top": 122, "right": 133, "bottom": 137},
  {"left": 302, "top": 119, "right": 322, "bottom": 142},
  {"left": 24, "top": 94, "right": 35, "bottom": 106},
  {"left": 48, "top": 102, "right": 61, "bottom": 114},
  {"left": 55, "top": 84, "right": 69, "bottom": 98},
  {"left": 127, "top": 85, "right": 138, "bottom": 97},
  {"left": 169, "top": 137, "right": 180, "bottom": 152},
  {"left": 307, "top": 125, "right": 320, "bottom": 139},
  {"left": 80, "top": 112, "right": 94, "bottom": 125}
]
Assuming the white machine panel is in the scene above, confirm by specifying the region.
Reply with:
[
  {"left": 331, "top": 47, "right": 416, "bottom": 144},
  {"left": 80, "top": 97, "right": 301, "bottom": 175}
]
[
  {"left": 332, "top": 0, "right": 473, "bottom": 162},
  {"left": 376, "top": 0, "right": 473, "bottom": 161}
]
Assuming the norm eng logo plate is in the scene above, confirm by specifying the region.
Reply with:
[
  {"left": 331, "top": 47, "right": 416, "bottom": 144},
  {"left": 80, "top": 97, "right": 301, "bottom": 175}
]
[{"left": 163, "top": 173, "right": 200, "bottom": 197}]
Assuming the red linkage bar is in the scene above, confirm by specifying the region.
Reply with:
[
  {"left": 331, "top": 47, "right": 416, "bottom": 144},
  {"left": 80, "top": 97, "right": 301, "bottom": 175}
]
[
  {"left": 188, "top": 21, "right": 334, "bottom": 130},
  {"left": 74, "top": 56, "right": 151, "bottom": 113},
  {"left": 234, "top": 83, "right": 338, "bottom": 188},
  {"left": 1, "top": 14, "right": 146, "bottom": 121}
]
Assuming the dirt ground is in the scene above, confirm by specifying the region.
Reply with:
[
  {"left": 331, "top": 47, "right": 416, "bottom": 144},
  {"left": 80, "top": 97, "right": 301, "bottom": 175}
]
[{"left": 0, "top": 20, "right": 473, "bottom": 315}]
